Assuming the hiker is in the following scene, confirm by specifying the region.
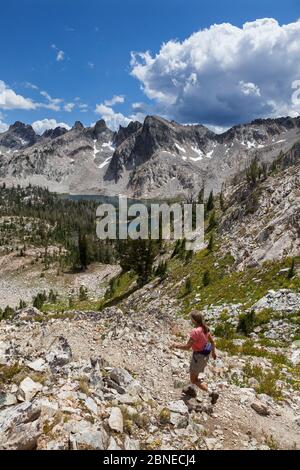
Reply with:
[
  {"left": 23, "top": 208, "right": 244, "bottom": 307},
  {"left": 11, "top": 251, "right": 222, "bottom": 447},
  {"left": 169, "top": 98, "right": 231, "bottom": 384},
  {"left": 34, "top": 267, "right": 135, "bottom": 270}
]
[{"left": 170, "top": 310, "right": 219, "bottom": 404}]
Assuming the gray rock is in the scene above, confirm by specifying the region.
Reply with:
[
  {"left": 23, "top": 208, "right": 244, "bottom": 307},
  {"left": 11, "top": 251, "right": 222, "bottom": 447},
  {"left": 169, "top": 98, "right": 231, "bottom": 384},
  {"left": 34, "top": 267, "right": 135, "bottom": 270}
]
[
  {"left": 0, "top": 341, "right": 11, "bottom": 365},
  {"left": 251, "top": 400, "right": 270, "bottom": 416},
  {"left": 108, "top": 407, "right": 123, "bottom": 433},
  {"left": 46, "top": 336, "right": 72, "bottom": 368},
  {"left": 17, "top": 377, "right": 43, "bottom": 402},
  {"left": 170, "top": 412, "right": 189, "bottom": 428},
  {"left": 0, "top": 392, "right": 18, "bottom": 408},
  {"left": 84, "top": 396, "right": 98, "bottom": 415},
  {"left": 0, "top": 402, "right": 41, "bottom": 450},
  {"left": 71, "top": 428, "right": 108, "bottom": 450},
  {"left": 27, "top": 358, "right": 46, "bottom": 372},
  {"left": 110, "top": 368, "right": 135, "bottom": 387},
  {"left": 124, "top": 435, "right": 140, "bottom": 450},
  {"left": 168, "top": 400, "right": 189, "bottom": 415},
  {"left": 108, "top": 436, "right": 121, "bottom": 450}
]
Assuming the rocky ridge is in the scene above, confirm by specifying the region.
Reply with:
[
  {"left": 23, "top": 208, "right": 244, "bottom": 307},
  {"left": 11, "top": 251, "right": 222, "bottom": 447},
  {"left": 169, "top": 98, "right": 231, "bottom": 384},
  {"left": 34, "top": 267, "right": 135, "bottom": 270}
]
[{"left": 0, "top": 115, "right": 300, "bottom": 198}]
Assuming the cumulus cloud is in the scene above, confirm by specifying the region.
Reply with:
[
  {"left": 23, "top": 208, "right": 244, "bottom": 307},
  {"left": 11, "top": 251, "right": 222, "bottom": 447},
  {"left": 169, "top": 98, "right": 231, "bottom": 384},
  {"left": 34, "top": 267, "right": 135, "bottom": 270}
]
[
  {"left": 32, "top": 118, "right": 71, "bottom": 135},
  {"left": 0, "top": 80, "right": 37, "bottom": 110},
  {"left": 130, "top": 18, "right": 300, "bottom": 126},
  {"left": 95, "top": 94, "right": 146, "bottom": 130},
  {"left": 95, "top": 103, "right": 131, "bottom": 130},
  {"left": 104, "top": 95, "right": 125, "bottom": 106}
]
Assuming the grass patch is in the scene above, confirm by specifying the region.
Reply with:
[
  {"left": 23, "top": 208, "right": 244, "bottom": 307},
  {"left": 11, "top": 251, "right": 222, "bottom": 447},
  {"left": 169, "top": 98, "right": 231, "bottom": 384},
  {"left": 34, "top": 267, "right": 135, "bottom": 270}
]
[
  {"left": 243, "top": 363, "right": 283, "bottom": 400},
  {"left": 169, "top": 242, "right": 300, "bottom": 313},
  {"left": 217, "top": 338, "right": 291, "bottom": 367}
]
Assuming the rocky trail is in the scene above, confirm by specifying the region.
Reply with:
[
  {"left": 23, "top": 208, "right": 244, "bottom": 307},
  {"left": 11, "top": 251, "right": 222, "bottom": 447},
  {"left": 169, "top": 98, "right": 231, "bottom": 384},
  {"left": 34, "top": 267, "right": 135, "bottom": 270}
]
[{"left": 0, "top": 281, "right": 299, "bottom": 450}]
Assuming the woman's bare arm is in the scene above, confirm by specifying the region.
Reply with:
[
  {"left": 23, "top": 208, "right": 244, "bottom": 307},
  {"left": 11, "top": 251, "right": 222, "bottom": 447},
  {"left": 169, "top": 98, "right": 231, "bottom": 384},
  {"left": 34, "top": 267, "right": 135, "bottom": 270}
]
[
  {"left": 208, "top": 332, "right": 217, "bottom": 359},
  {"left": 170, "top": 337, "right": 194, "bottom": 351}
]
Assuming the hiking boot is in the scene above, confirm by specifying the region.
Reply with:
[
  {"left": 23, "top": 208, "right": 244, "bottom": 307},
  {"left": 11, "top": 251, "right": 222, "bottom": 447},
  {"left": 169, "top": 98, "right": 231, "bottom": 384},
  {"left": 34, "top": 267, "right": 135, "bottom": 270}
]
[
  {"left": 209, "top": 391, "right": 219, "bottom": 405},
  {"left": 182, "top": 384, "right": 197, "bottom": 398}
]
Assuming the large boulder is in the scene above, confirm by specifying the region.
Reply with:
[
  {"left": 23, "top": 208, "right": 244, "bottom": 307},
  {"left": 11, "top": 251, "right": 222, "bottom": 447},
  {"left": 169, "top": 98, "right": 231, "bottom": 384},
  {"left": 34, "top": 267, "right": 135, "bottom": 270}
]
[{"left": 45, "top": 336, "right": 72, "bottom": 369}]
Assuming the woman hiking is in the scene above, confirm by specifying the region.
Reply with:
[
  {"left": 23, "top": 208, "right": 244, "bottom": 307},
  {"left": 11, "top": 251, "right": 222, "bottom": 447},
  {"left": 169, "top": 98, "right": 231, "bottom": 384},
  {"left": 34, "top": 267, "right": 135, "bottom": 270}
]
[{"left": 170, "top": 310, "right": 219, "bottom": 405}]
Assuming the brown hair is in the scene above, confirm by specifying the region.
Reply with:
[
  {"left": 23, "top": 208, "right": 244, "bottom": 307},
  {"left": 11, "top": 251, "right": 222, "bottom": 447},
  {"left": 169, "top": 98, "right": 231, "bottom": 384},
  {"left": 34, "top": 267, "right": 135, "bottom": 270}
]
[{"left": 190, "top": 310, "right": 209, "bottom": 334}]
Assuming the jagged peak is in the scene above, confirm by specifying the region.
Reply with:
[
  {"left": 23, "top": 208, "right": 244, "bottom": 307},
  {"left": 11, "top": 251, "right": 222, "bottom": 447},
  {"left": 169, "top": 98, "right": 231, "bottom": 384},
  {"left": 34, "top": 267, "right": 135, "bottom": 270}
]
[
  {"left": 8, "top": 121, "right": 34, "bottom": 132},
  {"left": 72, "top": 121, "right": 84, "bottom": 130}
]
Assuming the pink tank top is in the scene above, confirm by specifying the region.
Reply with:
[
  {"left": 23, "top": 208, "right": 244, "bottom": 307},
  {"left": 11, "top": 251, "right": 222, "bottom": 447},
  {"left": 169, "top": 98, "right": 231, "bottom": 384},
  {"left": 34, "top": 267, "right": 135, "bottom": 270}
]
[{"left": 190, "top": 326, "right": 208, "bottom": 351}]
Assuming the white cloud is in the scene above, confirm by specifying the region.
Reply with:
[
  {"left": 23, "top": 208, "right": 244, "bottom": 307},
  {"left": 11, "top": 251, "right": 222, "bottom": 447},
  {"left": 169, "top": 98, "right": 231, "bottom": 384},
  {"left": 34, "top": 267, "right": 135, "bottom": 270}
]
[
  {"left": 0, "top": 120, "right": 9, "bottom": 132},
  {"left": 0, "top": 80, "right": 37, "bottom": 110},
  {"left": 95, "top": 101, "right": 145, "bottom": 130},
  {"left": 51, "top": 44, "right": 65, "bottom": 62},
  {"left": 239, "top": 81, "right": 261, "bottom": 97},
  {"left": 32, "top": 118, "right": 71, "bottom": 135},
  {"left": 130, "top": 18, "right": 300, "bottom": 126},
  {"left": 24, "top": 82, "right": 39, "bottom": 90},
  {"left": 40, "top": 91, "right": 63, "bottom": 111},
  {"left": 64, "top": 102, "right": 75, "bottom": 112},
  {"left": 78, "top": 103, "right": 88, "bottom": 112},
  {"left": 104, "top": 95, "right": 125, "bottom": 106},
  {"left": 88, "top": 62, "right": 95, "bottom": 69},
  {"left": 56, "top": 50, "right": 65, "bottom": 61},
  {"left": 95, "top": 103, "right": 131, "bottom": 130}
]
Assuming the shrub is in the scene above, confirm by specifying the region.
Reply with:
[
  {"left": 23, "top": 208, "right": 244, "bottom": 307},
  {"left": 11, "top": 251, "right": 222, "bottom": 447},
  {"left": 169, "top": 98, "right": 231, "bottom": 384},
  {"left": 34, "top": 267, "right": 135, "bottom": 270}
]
[
  {"left": 237, "top": 310, "right": 256, "bottom": 336},
  {"left": 214, "top": 322, "right": 235, "bottom": 339},
  {"left": 79, "top": 285, "right": 88, "bottom": 301}
]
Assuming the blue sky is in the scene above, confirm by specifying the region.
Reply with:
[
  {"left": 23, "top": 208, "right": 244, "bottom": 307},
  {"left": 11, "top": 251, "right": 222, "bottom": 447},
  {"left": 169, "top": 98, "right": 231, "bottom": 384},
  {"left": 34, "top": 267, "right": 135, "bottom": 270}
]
[{"left": 0, "top": 0, "right": 300, "bottom": 133}]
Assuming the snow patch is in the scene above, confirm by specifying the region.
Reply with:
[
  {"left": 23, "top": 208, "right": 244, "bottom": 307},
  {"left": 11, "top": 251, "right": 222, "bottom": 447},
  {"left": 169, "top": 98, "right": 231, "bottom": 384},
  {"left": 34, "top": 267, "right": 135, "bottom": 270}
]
[
  {"left": 101, "top": 141, "right": 115, "bottom": 152},
  {"left": 99, "top": 157, "right": 112, "bottom": 169},
  {"left": 190, "top": 146, "right": 204, "bottom": 161},
  {"left": 175, "top": 143, "right": 186, "bottom": 153}
]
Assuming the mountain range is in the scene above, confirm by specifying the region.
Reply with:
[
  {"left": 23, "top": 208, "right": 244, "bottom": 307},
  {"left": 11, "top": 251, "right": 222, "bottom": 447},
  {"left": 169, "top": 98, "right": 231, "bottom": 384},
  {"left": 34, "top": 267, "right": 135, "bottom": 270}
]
[{"left": 0, "top": 115, "right": 299, "bottom": 198}]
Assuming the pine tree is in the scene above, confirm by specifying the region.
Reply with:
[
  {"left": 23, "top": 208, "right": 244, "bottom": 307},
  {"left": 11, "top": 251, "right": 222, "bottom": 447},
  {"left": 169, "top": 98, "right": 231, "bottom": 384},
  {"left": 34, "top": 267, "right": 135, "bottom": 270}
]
[
  {"left": 118, "top": 238, "right": 158, "bottom": 287},
  {"left": 198, "top": 187, "right": 204, "bottom": 204},
  {"left": 208, "top": 233, "right": 214, "bottom": 251},
  {"left": 78, "top": 233, "right": 88, "bottom": 270},
  {"left": 220, "top": 191, "right": 225, "bottom": 212},
  {"left": 207, "top": 211, "right": 217, "bottom": 231},
  {"left": 18, "top": 299, "right": 27, "bottom": 309},
  {"left": 206, "top": 190, "right": 214, "bottom": 212},
  {"left": 185, "top": 277, "right": 193, "bottom": 294},
  {"left": 203, "top": 270, "right": 210, "bottom": 286},
  {"left": 246, "top": 159, "right": 259, "bottom": 185},
  {"left": 288, "top": 258, "right": 295, "bottom": 279}
]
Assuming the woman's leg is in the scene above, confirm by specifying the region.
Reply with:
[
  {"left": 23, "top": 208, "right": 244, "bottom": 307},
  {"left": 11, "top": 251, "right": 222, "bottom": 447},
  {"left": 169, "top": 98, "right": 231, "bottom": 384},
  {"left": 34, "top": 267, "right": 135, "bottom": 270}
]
[{"left": 190, "top": 372, "right": 208, "bottom": 392}]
